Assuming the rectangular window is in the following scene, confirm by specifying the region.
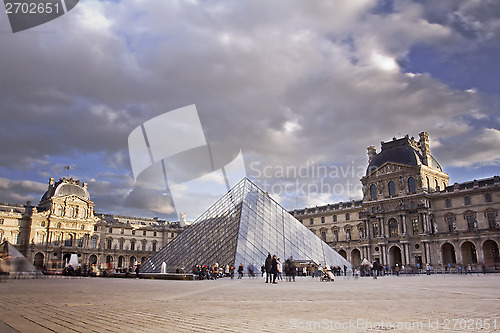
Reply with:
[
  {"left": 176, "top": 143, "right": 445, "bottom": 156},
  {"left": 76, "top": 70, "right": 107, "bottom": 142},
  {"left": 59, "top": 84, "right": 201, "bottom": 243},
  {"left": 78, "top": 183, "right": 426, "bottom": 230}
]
[
  {"left": 152, "top": 242, "right": 157, "bottom": 251},
  {"left": 447, "top": 217, "right": 455, "bottom": 232},
  {"left": 170, "top": 233, "right": 174, "bottom": 237},
  {"left": 445, "top": 199, "right": 452, "bottom": 208},
  {"left": 333, "top": 215, "right": 337, "bottom": 222},
  {"left": 94, "top": 226, "right": 98, "bottom": 232},
  {"left": 54, "top": 234, "right": 60, "bottom": 246},
  {"left": 78, "top": 238, "right": 84, "bottom": 247},
  {"left": 345, "top": 229, "right": 351, "bottom": 241},
  {"left": 119, "top": 240, "right": 124, "bottom": 250},
  {"left": 132, "top": 230, "right": 136, "bottom": 235},
  {"left": 464, "top": 196, "right": 471, "bottom": 205},
  {"left": 345, "top": 213, "right": 350, "bottom": 221},
  {"left": 12, "top": 233, "right": 19, "bottom": 244},
  {"left": 142, "top": 242, "right": 147, "bottom": 251},
  {"left": 466, "top": 215, "right": 476, "bottom": 230},
  {"left": 310, "top": 218, "right": 314, "bottom": 225},
  {"left": 91, "top": 237, "right": 97, "bottom": 249},
  {"left": 130, "top": 242, "right": 135, "bottom": 251},
  {"left": 108, "top": 228, "right": 113, "bottom": 233},
  {"left": 411, "top": 218, "right": 419, "bottom": 235},
  {"left": 0, "top": 219, "right": 4, "bottom": 225},
  {"left": 321, "top": 217, "right": 325, "bottom": 224},
  {"left": 37, "top": 233, "right": 44, "bottom": 245},
  {"left": 121, "top": 229, "right": 124, "bottom": 234},
  {"left": 106, "top": 239, "right": 112, "bottom": 250},
  {"left": 333, "top": 230, "right": 338, "bottom": 241},
  {"left": 487, "top": 213, "right": 497, "bottom": 228},
  {"left": 485, "top": 193, "right": 492, "bottom": 203},
  {"left": 372, "top": 223, "right": 378, "bottom": 237},
  {"left": 153, "top": 231, "right": 157, "bottom": 237},
  {"left": 143, "top": 230, "right": 147, "bottom": 236}
]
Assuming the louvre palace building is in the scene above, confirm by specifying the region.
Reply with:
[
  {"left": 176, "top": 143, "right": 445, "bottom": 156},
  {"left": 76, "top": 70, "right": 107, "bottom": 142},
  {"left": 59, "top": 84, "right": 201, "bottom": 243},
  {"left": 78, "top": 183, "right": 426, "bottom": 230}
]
[
  {"left": 291, "top": 132, "right": 500, "bottom": 272},
  {"left": 1, "top": 131, "right": 499, "bottom": 274},
  {"left": 0, "top": 177, "right": 183, "bottom": 273}
]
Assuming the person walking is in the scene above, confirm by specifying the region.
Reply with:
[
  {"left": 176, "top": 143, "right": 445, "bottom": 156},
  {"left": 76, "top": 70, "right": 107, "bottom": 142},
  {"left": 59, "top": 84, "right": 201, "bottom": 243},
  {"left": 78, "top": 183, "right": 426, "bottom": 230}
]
[
  {"left": 372, "top": 260, "right": 379, "bottom": 279},
  {"left": 238, "top": 263, "right": 244, "bottom": 279},
  {"left": 265, "top": 253, "right": 272, "bottom": 283},
  {"left": 277, "top": 258, "right": 283, "bottom": 281},
  {"left": 289, "top": 259, "right": 296, "bottom": 282},
  {"left": 271, "top": 255, "right": 278, "bottom": 284}
]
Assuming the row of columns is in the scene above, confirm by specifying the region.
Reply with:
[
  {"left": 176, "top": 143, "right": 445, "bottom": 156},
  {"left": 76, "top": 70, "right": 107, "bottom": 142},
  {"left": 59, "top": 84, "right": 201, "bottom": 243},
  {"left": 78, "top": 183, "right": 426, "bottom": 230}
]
[{"left": 362, "top": 211, "right": 431, "bottom": 239}]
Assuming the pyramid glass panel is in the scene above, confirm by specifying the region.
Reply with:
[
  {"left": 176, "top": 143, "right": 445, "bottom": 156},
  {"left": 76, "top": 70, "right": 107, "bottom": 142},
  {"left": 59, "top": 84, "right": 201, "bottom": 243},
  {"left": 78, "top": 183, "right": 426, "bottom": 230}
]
[{"left": 142, "top": 178, "right": 351, "bottom": 273}]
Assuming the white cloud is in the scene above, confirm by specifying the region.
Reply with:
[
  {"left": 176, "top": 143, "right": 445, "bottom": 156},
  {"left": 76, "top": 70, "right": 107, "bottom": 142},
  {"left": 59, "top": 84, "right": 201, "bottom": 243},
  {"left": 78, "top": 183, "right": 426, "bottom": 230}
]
[{"left": 0, "top": 0, "right": 499, "bottom": 217}]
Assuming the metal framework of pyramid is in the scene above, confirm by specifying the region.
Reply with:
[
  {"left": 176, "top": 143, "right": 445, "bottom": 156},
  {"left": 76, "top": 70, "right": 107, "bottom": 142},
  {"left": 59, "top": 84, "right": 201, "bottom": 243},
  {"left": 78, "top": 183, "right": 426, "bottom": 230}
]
[{"left": 141, "top": 178, "right": 351, "bottom": 273}]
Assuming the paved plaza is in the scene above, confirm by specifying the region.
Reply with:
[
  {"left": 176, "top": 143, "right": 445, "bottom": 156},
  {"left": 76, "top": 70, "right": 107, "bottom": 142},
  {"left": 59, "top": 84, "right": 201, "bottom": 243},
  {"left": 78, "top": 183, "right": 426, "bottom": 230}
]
[{"left": 0, "top": 274, "right": 499, "bottom": 332}]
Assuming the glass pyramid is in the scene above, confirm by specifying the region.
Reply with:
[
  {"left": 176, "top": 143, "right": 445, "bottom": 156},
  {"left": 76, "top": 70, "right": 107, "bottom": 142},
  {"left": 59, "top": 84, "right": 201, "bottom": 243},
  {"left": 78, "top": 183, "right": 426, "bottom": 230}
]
[
  {"left": 141, "top": 178, "right": 351, "bottom": 273},
  {"left": 0, "top": 241, "right": 42, "bottom": 276}
]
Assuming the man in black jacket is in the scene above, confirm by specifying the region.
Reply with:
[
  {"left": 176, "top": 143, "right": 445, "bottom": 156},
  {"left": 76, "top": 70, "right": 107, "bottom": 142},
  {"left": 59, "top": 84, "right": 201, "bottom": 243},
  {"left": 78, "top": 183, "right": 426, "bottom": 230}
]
[
  {"left": 265, "top": 253, "right": 272, "bottom": 283},
  {"left": 372, "top": 260, "right": 379, "bottom": 279}
]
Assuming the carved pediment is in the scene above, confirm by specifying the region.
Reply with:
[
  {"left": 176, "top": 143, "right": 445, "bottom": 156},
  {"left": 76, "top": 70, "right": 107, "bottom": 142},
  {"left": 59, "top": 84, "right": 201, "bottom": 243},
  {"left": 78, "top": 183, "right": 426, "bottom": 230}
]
[{"left": 374, "top": 162, "right": 412, "bottom": 176}]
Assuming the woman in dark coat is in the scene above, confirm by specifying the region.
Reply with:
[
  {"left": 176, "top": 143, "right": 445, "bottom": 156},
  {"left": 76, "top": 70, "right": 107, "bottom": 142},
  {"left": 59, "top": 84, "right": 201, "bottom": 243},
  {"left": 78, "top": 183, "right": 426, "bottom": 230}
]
[{"left": 271, "top": 255, "right": 278, "bottom": 284}]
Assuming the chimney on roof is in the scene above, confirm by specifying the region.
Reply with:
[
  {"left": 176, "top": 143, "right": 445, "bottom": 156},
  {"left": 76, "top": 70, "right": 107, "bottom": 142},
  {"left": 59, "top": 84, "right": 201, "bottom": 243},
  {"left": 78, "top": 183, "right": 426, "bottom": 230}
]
[
  {"left": 367, "top": 146, "right": 377, "bottom": 163},
  {"left": 419, "top": 132, "right": 431, "bottom": 166}
]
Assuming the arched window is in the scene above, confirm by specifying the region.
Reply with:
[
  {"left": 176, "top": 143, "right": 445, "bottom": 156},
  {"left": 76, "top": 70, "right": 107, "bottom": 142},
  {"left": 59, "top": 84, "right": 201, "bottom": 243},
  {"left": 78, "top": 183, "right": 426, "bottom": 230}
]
[
  {"left": 388, "top": 181, "right": 396, "bottom": 196},
  {"left": 321, "top": 230, "right": 327, "bottom": 242},
  {"left": 426, "top": 177, "right": 430, "bottom": 190},
  {"left": 118, "top": 256, "right": 124, "bottom": 268},
  {"left": 64, "top": 234, "right": 73, "bottom": 247},
  {"left": 345, "top": 229, "right": 351, "bottom": 241},
  {"left": 388, "top": 218, "right": 398, "bottom": 237},
  {"left": 370, "top": 184, "right": 377, "bottom": 199},
  {"left": 408, "top": 177, "right": 416, "bottom": 193},
  {"left": 435, "top": 179, "right": 439, "bottom": 191}
]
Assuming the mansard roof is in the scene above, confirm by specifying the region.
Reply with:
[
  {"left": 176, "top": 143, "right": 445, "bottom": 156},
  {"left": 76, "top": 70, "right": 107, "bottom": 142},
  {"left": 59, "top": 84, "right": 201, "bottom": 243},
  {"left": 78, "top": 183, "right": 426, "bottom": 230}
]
[{"left": 366, "top": 136, "right": 442, "bottom": 175}]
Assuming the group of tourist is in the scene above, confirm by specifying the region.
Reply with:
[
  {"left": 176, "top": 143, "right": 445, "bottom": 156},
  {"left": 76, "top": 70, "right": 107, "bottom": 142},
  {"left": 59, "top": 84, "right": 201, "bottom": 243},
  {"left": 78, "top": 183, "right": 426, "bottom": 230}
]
[
  {"left": 192, "top": 263, "right": 258, "bottom": 280},
  {"left": 262, "top": 253, "right": 296, "bottom": 284}
]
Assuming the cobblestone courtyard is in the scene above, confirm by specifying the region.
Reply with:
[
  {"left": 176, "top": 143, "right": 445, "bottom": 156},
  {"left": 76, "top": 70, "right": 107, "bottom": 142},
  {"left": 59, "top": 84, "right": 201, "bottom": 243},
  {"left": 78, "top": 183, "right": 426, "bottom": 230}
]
[{"left": 0, "top": 274, "right": 499, "bottom": 332}]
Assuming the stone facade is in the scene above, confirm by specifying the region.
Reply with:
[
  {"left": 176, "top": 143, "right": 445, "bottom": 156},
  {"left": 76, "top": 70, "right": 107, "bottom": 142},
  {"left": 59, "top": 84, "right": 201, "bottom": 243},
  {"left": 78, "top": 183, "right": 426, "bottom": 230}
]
[
  {"left": 0, "top": 177, "right": 182, "bottom": 272},
  {"left": 291, "top": 132, "right": 500, "bottom": 271}
]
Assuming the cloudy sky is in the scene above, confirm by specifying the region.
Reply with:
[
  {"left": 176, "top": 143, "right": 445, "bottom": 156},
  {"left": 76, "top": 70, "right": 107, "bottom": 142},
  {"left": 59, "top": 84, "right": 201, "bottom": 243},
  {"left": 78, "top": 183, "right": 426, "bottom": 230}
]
[{"left": 0, "top": 0, "right": 499, "bottom": 221}]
